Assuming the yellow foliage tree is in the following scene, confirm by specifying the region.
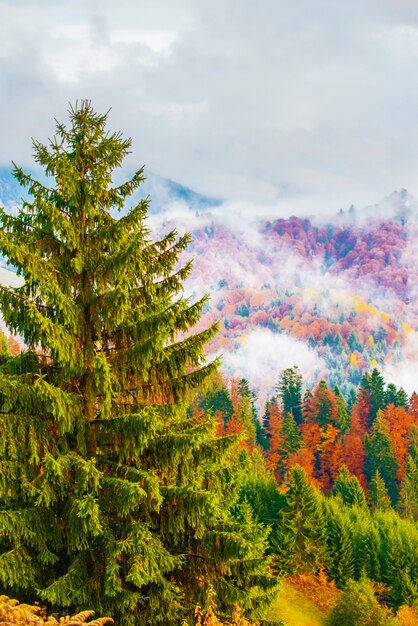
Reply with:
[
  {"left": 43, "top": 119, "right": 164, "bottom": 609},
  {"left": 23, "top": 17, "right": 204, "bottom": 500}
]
[{"left": 397, "top": 605, "right": 418, "bottom": 626}]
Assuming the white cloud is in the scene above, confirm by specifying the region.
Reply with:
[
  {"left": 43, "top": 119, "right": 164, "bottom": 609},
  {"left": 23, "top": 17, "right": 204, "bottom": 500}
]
[
  {"left": 220, "top": 328, "right": 327, "bottom": 407},
  {"left": 0, "top": 268, "right": 24, "bottom": 288},
  {"left": 3, "top": 1, "right": 418, "bottom": 215}
]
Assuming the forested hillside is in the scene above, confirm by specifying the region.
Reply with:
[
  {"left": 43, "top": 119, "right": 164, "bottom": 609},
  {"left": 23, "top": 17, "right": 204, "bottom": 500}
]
[
  {"left": 1, "top": 103, "right": 418, "bottom": 626},
  {"left": 3, "top": 166, "right": 418, "bottom": 401},
  {"left": 183, "top": 205, "right": 418, "bottom": 402},
  {"left": 192, "top": 366, "right": 418, "bottom": 623}
]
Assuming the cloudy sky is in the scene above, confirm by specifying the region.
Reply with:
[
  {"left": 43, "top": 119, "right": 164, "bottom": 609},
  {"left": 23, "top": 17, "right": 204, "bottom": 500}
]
[{"left": 2, "top": 0, "right": 418, "bottom": 216}]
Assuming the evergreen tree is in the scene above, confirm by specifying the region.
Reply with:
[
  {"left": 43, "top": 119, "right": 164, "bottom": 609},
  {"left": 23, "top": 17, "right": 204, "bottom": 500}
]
[
  {"left": 348, "top": 331, "right": 362, "bottom": 353},
  {"left": 350, "top": 511, "right": 381, "bottom": 581},
  {"left": 0, "top": 103, "right": 276, "bottom": 624},
  {"left": 365, "top": 411, "right": 399, "bottom": 503},
  {"left": 237, "top": 378, "right": 267, "bottom": 450},
  {"left": 324, "top": 498, "right": 355, "bottom": 586},
  {"left": 237, "top": 449, "right": 285, "bottom": 528},
  {"left": 347, "top": 388, "right": 357, "bottom": 414},
  {"left": 398, "top": 455, "right": 418, "bottom": 520},
  {"left": 334, "top": 333, "right": 343, "bottom": 355},
  {"left": 369, "top": 470, "right": 392, "bottom": 512},
  {"left": 265, "top": 399, "right": 284, "bottom": 477},
  {"left": 333, "top": 465, "right": 367, "bottom": 509},
  {"left": 272, "top": 465, "right": 326, "bottom": 575},
  {"left": 396, "top": 388, "right": 409, "bottom": 409},
  {"left": 0, "top": 330, "right": 11, "bottom": 364},
  {"left": 384, "top": 524, "right": 418, "bottom": 608},
  {"left": 335, "top": 386, "right": 351, "bottom": 434},
  {"left": 360, "top": 369, "right": 386, "bottom": 426},
  {"left": 311, "top": 380, "right": 338, "bottom": 428},
  {"left": 282, "top": 411, "right": 303, "bottom": 459},
  {"left": 384, "top": 383, "right": 400, "bottom": 407},
  {"left": 262, "top": 396, "right": 276, "bottom": 435},
  {"left": 326, "top": 578, "right": 395, "bottom": 626},
  {"left": 276, "top": 366, "right": 302, "bottom": 425},
  {"left": 407, "top": 424, "right": 418, "bottom": 463},
  {"left": 200, "top": 374, "right": 234, "bottom": 424}
]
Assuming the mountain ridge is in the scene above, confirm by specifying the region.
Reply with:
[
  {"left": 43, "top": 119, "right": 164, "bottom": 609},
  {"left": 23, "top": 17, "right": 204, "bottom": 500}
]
[{"left": 0, "top": 167, "right": 417, "bottom": 402}]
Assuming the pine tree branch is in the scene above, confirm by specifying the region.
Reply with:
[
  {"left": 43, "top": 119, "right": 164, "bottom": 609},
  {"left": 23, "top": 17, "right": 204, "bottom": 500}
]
[{"left": 0, "top": 283, "right": 52, "bottom": 312}]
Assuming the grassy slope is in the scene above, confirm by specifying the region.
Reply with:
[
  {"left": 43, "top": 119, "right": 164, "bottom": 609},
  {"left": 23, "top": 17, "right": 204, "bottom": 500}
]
[{"left": 264, "top": 574, "right": 340, "bottom": 626}]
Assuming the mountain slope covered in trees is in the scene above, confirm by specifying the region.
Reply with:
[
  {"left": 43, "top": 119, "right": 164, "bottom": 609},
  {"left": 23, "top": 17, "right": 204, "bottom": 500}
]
[
  {"left": 2, "top": 167, "right": 418, "bottom": 401},
  {"left": 2, "top": 109, "right": 418, "bottom": 625}
]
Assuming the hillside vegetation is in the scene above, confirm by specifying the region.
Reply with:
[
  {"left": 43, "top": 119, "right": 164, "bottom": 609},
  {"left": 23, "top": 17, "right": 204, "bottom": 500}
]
[{"left": 1, "top": 103, "right": 418, "bottom": 625}]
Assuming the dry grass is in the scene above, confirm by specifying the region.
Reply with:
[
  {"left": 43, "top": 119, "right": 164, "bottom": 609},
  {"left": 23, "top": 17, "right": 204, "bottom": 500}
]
[{"left": 263, "top": 572, "right": 340, "bottom": 626}]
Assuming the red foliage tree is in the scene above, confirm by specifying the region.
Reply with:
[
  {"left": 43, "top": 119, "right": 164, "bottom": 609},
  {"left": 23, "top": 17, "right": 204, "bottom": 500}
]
[
  {"left": 339, "top": 412, "right": 367, "bottom": 489},
  {"left": 384, "top": 404, "right": 413, "bottom": 481}
]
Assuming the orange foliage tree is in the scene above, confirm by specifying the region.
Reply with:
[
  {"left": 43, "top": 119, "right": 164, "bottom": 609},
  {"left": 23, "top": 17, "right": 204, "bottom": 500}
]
[{"left": 384, "top": 404, "right": 413, "bottom": 482}]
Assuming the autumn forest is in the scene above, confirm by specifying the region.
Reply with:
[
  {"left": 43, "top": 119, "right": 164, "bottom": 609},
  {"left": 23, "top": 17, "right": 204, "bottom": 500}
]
[{"left": 0, "top": 103, "right": 418, "bottom": 626}]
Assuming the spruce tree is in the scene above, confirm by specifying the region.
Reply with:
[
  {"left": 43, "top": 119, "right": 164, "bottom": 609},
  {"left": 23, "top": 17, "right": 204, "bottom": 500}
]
[
  {"left": 276, "top": 366, "right": 302, "bottom": 424},
  {"left": 365, "top": 411, "right": 399, "bottom": 503},
  {"left": 324, "top": 498, "right": 355, "bottom": 586},
  {"left": 272, "top": 465, "right": 326, "bottom": 575},
  {"left": 237, "top": 378, "right": 268, "bottom": 450},
  {"left": 335, "top": 386, "right": 351, "bottom": 434},
  {"left": 333, "top": 465, "right": 367, "bottom": 509},
  {"left": 347, "top": 388, "right": 357, "bottom": 413},
  {"left": 396, "top": 387, "right": 408, "bottom": 409},
  {"left": 369, "top": 470, "right": 392, "bottom": 512},
  {"left": 383, "top": 524, "right": 418, "bottom": 607},
  {"left": 398, "top": 455, "right": 418, "bottom": 520},
  {"left": 351, "top": 513, "right": 381, "bottom": 581},
  {"left": 0, "top": 103, "right": 276, "bottom": 625},
  {"left": 360, "top": 369, "right": 386, "bottom": 426},
  {"left": 281, "top": 411, "right": 303, "bottom": 458},
  {"left": 326, "top": 578, "right": 395, "bottom": 626},
  {"left": 384, "top": 383, "right": 400, "bottom": 407}
]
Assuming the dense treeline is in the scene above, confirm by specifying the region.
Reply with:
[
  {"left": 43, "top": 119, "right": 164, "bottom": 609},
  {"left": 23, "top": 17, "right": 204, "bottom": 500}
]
[
  {"left": 203, "top": 366, "right": 418, "bottom": 508},
  {"left": 194, "top": 367, "right": 418, "bottom": 611}
]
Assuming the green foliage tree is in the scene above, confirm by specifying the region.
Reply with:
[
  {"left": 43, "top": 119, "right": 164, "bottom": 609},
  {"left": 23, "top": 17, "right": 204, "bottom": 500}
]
[
  {"left": 311, "top": 380, "right": 337, "bottom": 428},
  {"left": 360, "top": 369, "right": 386, "bottom": 426},
  {"left": 324, "top": 498, "right": 355, "bottom": 586},
  {"left": 365, "top": 411, "right": 399, "bottom": 503},
  {"left": 200, "top": 375, "right": 234, "bottom": 423},
  {"left": 398, "top": 455, "right": 418, "bottom": 520},
  {"left": 349, "top": 509, "right": 381, "bottom": 581},
  {"left": 348, "top": 331, "right": 362, "bottom": 353},
  {"left": 369, "top": 470, "right": 392, "bottom": 512},
  {"left": 333, "top": 465, "right": 367, "bottom": 509},
  {"left": 325, "top": 578, "right": 395, "bottom": 626},
  {"left": 237, "top": 378, "right": 265, "bottom": 449},
  {"left": 281, "top": 411, "right": 303, "bottom": 458},
  {"left": 383, "top": 523, "right": 418, "bottom": 608},
  {"left": 236, "top": 448, "right": 285, "bottom": 529},
  {"left": 0, "top": 330, "right": 11, "bottom": 364},
  {"left": 384, "top": 383, "right": 401, "bottom": 407},
  {"left": 407, "top": 424, "right": 418, "bottom": 462},
  {"left": 272, "top": 465, "right": 326, "bottom": 575},
  {"left": 347, "top": 388, "right": 357, "bottom": 414},
  {"left": 376, "top": 510, "right": 418, "bottom": 608},
  {"left": 396, "top": 388, "right": 409, "bottom": 409},
  {"left": 335, "top": 386, "right": 351, "bottom": 434},
  {"left": 0, "top": 103, "right": 276, "bottom": 625},
  {"left": 276, "top": 366, "right": 302, "bottom": 425}
]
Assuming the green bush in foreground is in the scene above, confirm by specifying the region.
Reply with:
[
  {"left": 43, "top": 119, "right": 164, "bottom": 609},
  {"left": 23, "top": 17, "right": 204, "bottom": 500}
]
[{"left": 326, "top": 579, "right": 395, "bottom": 626}]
